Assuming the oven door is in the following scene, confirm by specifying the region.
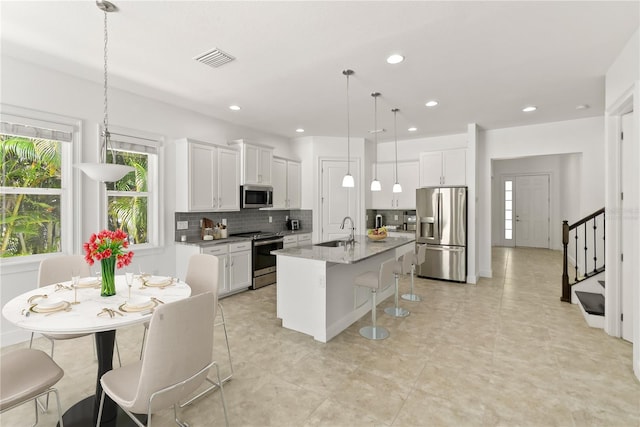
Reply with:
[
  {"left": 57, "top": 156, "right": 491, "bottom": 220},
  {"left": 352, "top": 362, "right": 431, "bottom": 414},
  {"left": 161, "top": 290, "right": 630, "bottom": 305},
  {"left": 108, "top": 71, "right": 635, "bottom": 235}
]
[{"left": 252, "top": 238, "right": 283, "bottom": 288}]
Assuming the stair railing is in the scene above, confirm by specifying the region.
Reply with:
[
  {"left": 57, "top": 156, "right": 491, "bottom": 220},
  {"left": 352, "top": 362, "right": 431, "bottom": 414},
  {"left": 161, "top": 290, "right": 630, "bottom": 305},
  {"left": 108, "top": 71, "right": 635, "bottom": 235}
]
[{"left": 561, "top": 207, "right": 605, "bottom": 302}]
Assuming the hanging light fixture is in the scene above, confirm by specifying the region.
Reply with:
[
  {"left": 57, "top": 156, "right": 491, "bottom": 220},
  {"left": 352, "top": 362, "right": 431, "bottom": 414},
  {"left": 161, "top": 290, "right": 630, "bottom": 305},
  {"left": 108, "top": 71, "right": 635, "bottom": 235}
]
[
  {"left": 76, "top": 1, "right": 133, "bottom": 183},
  {"left": 341, "top": 69, "right": 355, "bottom": 188},
  {"left": 392, "top": 108, "right": 402, "bottom": 193},
  {"left": 370, "top": 92, "right": 382, "bottom": 192}
]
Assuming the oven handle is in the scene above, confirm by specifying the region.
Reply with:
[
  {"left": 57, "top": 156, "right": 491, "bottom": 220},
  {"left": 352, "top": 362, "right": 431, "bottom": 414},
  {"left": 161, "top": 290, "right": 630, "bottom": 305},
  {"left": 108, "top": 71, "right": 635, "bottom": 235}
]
[{"left": 254, "top": 238, "right": 284, "bottom": 247}]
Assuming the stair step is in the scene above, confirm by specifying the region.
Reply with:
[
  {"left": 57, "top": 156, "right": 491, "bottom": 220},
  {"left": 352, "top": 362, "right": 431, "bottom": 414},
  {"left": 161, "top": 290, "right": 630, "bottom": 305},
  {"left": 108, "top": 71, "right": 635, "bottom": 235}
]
[
  {"left": 575, "top": 291, "right": 605, "bottom": 316},
  {"left": 598, "top": 280, "right": 605, "bottom": 288}
]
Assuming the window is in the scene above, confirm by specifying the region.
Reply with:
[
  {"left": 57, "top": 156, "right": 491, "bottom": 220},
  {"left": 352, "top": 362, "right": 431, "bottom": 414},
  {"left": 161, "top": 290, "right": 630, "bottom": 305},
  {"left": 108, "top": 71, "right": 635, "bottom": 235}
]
[
  {"left": 504, "top": 180, "right": 513, "bottom": 240},
  {"left": 1, "top": 115, "right": 73, "bottom": 258},
  {"left": 104, "top": 131, "right": 159, "bottom": 248}
]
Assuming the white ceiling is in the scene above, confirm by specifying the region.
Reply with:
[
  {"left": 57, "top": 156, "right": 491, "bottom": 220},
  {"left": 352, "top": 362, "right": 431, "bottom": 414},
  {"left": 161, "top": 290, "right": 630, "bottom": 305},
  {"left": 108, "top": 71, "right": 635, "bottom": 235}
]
[{"left": 1, "top": 1, "right": 638, "bottom": 142}]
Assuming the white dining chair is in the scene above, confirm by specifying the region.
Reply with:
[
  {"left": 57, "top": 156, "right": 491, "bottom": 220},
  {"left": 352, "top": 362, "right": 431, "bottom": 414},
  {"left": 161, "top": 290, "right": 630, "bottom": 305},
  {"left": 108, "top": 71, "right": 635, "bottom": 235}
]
[
  {"left": 0, "top": 348, "right": 65, "bottom": 427},
  {"left": 33, "top": 255, "right": 121, "bottom": 411},
  {"left": 139, "top": 254, "right": 234, "bottom": 407},
  {"left": 97, "top": 292, "right": 229, "bottom": 427}
]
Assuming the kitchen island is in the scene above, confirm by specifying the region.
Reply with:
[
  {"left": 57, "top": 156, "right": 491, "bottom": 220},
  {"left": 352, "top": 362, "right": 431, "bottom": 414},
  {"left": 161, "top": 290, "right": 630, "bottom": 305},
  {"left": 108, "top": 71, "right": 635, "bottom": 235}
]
[{"left": 272, "top": 235, "right": 414, "bottom": 342}]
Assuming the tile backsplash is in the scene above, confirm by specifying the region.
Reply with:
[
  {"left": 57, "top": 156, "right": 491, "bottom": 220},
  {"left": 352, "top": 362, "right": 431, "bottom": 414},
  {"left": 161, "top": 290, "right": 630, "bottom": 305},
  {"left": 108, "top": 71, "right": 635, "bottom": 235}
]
[{"left": 175, "top": 209, "right": 312, "bottom": 241}]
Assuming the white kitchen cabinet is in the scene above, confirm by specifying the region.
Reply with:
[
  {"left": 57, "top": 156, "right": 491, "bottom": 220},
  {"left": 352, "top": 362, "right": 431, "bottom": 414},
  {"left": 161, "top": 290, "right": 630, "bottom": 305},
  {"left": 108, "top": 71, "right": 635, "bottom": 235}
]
[
  {"left": 233, "top": 139, "right": 273, "bottom": 185},
  {"left": 419, "top": 148, "right": 466, "bottom": 187},
  {"left": 371, "top": 161, "right": 419, "bottom": 209},
  {"left": 175, "top": 138, "right": 240, "bottom": 212},
  {"left": 228, "top": 241, "right": 252, "bottom": 292},
  {"left": 273, "top": 157, "right": 301, "bottom": 209},
  {"left": 176, "top": 241, "right": 251, "bottom": 297},
  {"left": 283, "top": 233, "right": 312, "bottom": 249}
]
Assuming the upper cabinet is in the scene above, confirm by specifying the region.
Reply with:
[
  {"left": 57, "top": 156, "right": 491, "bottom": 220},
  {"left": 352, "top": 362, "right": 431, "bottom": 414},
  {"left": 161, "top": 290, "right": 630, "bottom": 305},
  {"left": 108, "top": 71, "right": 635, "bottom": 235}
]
[
  {"left": 272, "top": 157, "right": 301, "bottom": 209},
  {"left": 232, "top": 139, "right": 273, "bottom": 185},
  {"left": 419, "top": 148, "right": 466, "bottom": 187},
  {"left": 175, "top": 138, "right": 240, "bottom": 212},
  {"left": 371, "top": 161, "right": 420, "bottom": 209}
]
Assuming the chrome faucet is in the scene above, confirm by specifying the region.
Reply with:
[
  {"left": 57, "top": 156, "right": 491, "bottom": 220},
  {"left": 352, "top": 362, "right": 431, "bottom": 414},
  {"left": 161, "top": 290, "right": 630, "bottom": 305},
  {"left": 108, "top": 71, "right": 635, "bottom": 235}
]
[{"left": 340, "top": 216, "right": 356, "bottom": 246}]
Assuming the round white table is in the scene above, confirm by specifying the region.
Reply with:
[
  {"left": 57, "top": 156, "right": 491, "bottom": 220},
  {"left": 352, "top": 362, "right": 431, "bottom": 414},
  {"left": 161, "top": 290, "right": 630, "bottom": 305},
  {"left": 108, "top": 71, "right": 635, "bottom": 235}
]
[{"left": 2, "top": 275, "right": 191, "bottom": 426}]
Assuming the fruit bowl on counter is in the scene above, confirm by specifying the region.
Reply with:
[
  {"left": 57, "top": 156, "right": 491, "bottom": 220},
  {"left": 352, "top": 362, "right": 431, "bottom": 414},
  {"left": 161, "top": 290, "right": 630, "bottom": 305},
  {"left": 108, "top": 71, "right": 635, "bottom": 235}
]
[{"left": 367, "top": 227, "right": 387, "bottom": 241}]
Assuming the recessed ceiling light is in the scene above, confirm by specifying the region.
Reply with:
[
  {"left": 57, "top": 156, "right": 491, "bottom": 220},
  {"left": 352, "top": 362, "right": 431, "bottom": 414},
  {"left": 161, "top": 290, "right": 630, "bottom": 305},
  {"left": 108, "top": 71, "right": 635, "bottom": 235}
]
[
  {"left": 576, "top": 104, "right": 590, "bottom": 110},
  {"left": 229, "top": 105, "right": 241, "bottom": 111},
  {"left": 408, "top": 127, "right": 417, "bottom": 132},
  {"left": 295, "top": 128, "right": 305, "bottom": 133},
  {"left": 425, "top": 100, "right": 439, "bottom": 107},
  {"left": 386, "top": 54, "right": 404, "bottom": 64},
  {"left": 522, "top": 106, "right": 537, "bottom": 112}
]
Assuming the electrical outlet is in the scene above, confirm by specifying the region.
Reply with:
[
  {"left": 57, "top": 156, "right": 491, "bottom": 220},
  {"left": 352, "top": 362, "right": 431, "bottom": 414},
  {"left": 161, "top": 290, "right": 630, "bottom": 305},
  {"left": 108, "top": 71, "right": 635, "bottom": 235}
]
[
  {"left": 177, "top": 221, "right": 188, "bottom": 230},
  {"left": 285, "top": 215, "right": 289, "bottom": 221},
  {"left": 394, "top": 215, "right": 398, "bottom": 220},
  {"left": 269, "top": 216, "right": 273, "bottom": 223},
  {"left": 221, "top": 218, "right": 227, "bottom": 226}
]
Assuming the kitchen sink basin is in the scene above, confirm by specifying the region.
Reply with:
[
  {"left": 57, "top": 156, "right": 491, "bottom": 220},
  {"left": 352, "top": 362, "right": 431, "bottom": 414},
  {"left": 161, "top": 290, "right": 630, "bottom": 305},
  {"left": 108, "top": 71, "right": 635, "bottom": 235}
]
[{"left": 315, "top": 239, "right": 349, "bottom": 248}]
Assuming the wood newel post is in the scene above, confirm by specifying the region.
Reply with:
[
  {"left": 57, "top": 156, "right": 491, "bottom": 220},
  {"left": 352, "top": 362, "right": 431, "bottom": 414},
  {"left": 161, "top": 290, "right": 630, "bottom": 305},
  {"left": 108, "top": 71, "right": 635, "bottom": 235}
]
[{"left": 561, "top": 220, "right": 571, "bottom": 302}]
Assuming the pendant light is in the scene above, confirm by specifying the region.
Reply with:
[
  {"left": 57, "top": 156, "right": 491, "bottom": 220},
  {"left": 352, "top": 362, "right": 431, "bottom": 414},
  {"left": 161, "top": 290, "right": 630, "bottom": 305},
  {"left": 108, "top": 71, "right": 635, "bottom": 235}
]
[
  {"left": 76, "top": 1, "right": 133, "bottom": 183},
  {"left": 370, "top": 92, "right": 382, "bottom": 192},
  {"left": 341, "top": 69, "right": 355, "bottom": 188},
  {"left": 392, "top": 108, "right": 402, "bottom": 193}
]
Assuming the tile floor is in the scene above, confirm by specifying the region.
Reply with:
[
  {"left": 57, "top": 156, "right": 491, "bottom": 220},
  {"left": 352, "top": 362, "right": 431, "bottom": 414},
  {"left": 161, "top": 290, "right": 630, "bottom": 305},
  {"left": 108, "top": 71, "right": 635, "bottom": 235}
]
[{"left": 1, "top": 247, "right": 639, "bottom": 426}]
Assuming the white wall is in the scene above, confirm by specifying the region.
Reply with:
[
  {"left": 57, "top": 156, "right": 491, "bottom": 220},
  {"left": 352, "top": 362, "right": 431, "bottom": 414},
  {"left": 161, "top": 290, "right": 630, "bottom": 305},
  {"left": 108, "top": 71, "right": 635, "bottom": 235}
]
[
  {"left": 478, "top": 117, "right": 605, "bottom": 278},
  {"left": 0, "top": 55, "right": 293, "bottom": 346}
]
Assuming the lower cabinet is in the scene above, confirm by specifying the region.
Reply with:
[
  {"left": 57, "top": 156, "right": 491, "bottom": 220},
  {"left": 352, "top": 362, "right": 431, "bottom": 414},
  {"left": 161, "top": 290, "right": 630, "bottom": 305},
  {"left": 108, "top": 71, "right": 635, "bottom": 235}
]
[
  {"left": 283, "top": 233, "right": 313, "bottom": 249},
  {"left": 176, "top": 241, "right": 251, "bottom": 297}
]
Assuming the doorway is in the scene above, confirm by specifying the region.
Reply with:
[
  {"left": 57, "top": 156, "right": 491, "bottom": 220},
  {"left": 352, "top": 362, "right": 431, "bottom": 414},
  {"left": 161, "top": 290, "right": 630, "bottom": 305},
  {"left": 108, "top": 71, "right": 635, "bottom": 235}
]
[
  {"left": 320, "top": 159, "right": 359, "bottom": 242},
  {"left": 501, "top": 174, "right": 550, "bottom": 248}
]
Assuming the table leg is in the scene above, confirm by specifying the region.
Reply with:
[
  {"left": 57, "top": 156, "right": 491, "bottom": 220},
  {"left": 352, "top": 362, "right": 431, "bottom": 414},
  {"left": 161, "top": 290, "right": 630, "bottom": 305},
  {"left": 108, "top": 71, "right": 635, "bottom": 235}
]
[{"left": 59, "top": 330, "right": 145, "bottom": 427}]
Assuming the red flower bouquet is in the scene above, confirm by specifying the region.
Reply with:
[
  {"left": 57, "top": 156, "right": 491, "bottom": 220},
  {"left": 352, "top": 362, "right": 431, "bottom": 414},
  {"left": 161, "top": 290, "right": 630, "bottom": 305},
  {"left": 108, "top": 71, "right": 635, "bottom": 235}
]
[{"left": 83, "top": 229, "right": 134, "bottom": 296}]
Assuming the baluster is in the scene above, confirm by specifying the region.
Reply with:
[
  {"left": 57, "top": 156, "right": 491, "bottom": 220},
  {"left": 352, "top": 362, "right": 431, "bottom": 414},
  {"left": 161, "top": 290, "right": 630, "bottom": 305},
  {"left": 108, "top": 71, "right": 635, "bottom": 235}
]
[
  {"left": 574, "top": 231, "right": 578, "bottom": 282},
  {"left": 603, "top": 211, "right": 606, "bottom": 267},
  {"left": 593, "top": 217, "right": 598, "bottom": 273},
  {"left": 584, "top": 223, "right": 588, "bottom": 279}
]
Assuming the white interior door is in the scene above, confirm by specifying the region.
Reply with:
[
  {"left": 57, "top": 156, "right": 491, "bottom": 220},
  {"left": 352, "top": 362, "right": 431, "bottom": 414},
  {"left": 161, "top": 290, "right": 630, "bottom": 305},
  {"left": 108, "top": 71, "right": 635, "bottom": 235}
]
[
  {"left": 321, "top": 159, "right": 358, "bottom": 241},
  {"left": 515, "top": 174, "right": 550, "bottom": 248},
  {"left": 620, "top": 111, "right": 636, "bottom": 342}
]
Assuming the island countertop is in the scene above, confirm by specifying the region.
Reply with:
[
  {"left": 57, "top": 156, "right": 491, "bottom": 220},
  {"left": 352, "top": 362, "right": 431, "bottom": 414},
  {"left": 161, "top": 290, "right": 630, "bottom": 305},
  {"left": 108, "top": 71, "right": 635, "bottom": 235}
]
[{"left": 272, "top": 235, "right": 414, "bottom": 264}]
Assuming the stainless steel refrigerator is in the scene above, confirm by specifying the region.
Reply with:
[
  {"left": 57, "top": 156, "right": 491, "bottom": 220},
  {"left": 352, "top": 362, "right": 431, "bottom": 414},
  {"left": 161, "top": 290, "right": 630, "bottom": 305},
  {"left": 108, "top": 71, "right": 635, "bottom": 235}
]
[{"left": 416, "top": 186, "right": 467, "bottom": 282}]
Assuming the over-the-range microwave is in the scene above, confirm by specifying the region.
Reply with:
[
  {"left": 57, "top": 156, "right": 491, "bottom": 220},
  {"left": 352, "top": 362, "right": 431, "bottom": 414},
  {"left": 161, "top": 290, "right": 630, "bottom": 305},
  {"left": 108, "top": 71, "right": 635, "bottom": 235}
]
[{"left": 240, "top": 185, "right": 273, "bottom": 209}]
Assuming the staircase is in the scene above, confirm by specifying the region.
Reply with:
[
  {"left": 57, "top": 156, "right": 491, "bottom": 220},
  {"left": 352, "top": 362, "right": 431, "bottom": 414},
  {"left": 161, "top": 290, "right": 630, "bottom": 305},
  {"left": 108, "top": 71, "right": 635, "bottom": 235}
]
[{"left": 561, "top": 208, "right": 606, "bottom": 328}]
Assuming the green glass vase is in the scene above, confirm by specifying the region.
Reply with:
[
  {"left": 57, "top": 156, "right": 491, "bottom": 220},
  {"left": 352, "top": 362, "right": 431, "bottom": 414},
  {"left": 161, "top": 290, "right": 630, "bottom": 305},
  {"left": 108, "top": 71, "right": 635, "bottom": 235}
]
[{"left": 101, "top": 256, "right": 117, "bottom": 297}]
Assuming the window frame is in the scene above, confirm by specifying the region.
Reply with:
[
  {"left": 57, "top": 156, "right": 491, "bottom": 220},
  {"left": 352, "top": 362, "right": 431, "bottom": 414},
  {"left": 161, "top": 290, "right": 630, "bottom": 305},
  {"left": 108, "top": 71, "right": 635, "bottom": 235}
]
[
  {"left": 99, "top": 125, "right": 163, "bottom": 252},
  {"left": 0, "top": 108, "right": 79, "bottom": 269}
]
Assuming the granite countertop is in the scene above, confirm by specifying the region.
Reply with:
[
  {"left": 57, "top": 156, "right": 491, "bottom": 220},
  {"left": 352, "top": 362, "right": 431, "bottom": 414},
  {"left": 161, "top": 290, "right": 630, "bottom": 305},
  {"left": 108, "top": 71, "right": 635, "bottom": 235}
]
[
  {"left": 176, "top": 229, "right": 313, "bottom": 247},
  {"left": 272, "top": 235, "right": 414, "bottom": 264}
]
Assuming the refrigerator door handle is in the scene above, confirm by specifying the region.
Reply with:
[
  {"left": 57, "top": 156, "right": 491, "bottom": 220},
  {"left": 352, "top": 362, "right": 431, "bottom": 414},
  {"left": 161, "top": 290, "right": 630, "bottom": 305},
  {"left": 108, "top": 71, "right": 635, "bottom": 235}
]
[
  {"left": 438, "top": 192, "right": 443, "bottom": 240},
  {"left": 426, "top": 246, "right": 464, "bottom": 252}
]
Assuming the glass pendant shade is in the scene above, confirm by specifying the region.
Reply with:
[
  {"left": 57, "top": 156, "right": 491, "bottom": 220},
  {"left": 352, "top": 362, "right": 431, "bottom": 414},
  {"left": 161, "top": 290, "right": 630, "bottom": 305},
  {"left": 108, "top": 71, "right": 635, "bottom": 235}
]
[
  {"left": 342, "top": 174, "right": 355, "bottom": 188},
  {"left": 393, "top": 182, "right": 403, "bottom": 193},
  {"left": 76, "top": 162, "right": 132, "bottom": 182},
  {"left": 370, "top": 179, "right": 382, "bottom": 191}
]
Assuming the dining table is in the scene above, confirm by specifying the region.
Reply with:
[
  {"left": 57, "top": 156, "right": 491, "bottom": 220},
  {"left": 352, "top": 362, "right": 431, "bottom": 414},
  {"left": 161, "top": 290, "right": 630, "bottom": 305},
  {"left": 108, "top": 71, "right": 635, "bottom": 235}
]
[{"left": 2, "top": 274, "right": 191, "bottom": 427}]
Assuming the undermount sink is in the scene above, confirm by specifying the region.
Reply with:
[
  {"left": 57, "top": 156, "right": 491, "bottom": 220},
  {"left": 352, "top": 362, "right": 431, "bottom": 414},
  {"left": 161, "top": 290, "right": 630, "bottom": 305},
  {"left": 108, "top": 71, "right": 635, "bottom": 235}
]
[{"left": 315, "top": 239, "right": 349, "bottom": 248}]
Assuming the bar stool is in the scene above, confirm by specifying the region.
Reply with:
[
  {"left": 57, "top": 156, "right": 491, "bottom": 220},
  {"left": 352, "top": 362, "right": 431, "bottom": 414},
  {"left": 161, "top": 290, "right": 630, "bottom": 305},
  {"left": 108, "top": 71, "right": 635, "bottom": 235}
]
[
  {"left": 354, "top": 258, "right": 397, "bottom": 340},
  {"left": 384, "top": 255, "right": 410, "bottom": 318},
  {"left": 401, "top": 244, "right": 427, "bottom": 302}
]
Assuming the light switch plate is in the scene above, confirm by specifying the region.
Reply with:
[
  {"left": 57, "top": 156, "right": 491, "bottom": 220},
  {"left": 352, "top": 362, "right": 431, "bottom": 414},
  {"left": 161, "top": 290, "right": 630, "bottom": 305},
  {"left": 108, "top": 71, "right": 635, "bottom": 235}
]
[
  {"left": 177, "top": 221, "right": 188, "bottom": 230},
  {"left": 269, "top": 216, "right": 273, "bottom": 223},
  {"left": 221, "top": 218, "right": 227, "bottom": 225},
  {"left": 394, "top": 215, "right": 398, "bottom": 220}
]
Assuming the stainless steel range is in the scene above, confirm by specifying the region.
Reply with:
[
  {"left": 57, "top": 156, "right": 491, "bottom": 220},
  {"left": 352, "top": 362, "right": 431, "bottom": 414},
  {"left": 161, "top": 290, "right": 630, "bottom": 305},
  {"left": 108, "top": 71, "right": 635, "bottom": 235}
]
[{"left": 232, "top": 231, "right": 284, "bottom": 289}]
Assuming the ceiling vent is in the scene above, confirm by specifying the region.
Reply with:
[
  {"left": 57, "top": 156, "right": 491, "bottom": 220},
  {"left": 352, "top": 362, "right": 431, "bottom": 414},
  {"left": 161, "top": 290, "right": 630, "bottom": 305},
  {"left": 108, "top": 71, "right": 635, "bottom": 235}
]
[{"left": 193, "top": 48, "right": 235, "bottom": 68}]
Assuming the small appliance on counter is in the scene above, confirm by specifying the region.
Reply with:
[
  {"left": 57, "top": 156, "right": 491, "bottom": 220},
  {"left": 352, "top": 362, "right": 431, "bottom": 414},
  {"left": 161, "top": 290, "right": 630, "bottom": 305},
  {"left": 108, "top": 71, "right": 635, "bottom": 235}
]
[
  {"left": 201, "top": 218, "right": 215, "bottom": 240},
  {"left": 404, "top": 213, "right": 417, "bottom": 231},
  {"left": 287, "top": 219, "right": 300, "bottom": 230},
  {"left": 375, "top": 214, "right": 383, "bottom": 229}
]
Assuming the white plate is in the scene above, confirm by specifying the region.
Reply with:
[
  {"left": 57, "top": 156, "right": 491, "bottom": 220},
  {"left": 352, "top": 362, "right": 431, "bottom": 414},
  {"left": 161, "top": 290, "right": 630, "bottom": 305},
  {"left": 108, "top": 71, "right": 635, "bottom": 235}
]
[
  {"left": 126, "top": 297, "right": 152, "bottom": 309},
  {"left": 36, "top": 298, "right": 65, "bottom": 310},
  {"left": 144, "top": 276, "right": 172, "bottom": 287},
  {"left": 76, "top": 277, "right": 100, "bottom": 287}
]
